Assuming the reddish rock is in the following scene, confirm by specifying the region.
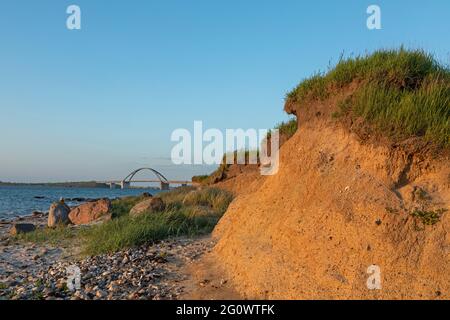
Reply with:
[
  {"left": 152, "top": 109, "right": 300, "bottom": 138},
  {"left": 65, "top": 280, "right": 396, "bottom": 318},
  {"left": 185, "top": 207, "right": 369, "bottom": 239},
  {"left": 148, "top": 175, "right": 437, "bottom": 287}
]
[{"left": 69, "top": 199, "right": 111, "bottom": 225}]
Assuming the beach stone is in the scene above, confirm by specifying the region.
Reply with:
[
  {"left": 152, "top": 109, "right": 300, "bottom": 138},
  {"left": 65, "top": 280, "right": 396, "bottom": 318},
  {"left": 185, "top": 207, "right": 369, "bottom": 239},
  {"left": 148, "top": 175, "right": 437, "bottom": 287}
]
[
  {"left": 130, "top": 198, "right": 165, "bottom": 216},
  {"left": 68, "top": 199, "right": 111, "bottom": 225},
  {"left": 48, "top": 202, "right": 71, "bottom": 228},
  {"left": 70, "top": 198, "right": 87, "bottom": 202},
  {"left": 0, "top": 237, "right": 214, "bottom": 300},
  {"left": 10, "top": 223, "right": 36, "bottom": 236},
  {"left": 141, "top": 192, "right": 153, "bottom": 198}
]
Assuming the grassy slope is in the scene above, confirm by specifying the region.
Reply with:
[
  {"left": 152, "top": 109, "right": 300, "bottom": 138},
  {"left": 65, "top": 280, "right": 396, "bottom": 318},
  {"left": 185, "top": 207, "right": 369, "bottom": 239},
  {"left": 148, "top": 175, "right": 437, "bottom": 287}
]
[
  {"left": 192, "top": 150, "right": 260, "bottom": 186},
  {"left": 17, "top": 187, "right": 233, "bottom": 255},
  {"left": 275, "top": 118, "right": 298, "bottom": 138},
  {"left": 287, "top": 48, "right": 450, "bottom": 147},
  {"left": 193, "top": 120, "right": 298, "bottom": 185}
]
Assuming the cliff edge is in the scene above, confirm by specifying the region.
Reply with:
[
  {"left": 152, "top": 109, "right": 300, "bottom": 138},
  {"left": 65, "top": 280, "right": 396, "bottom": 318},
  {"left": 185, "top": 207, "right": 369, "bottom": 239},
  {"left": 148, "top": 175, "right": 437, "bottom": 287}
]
[{"left": 211, "top": 49, "right": 450, "bottom": 299}]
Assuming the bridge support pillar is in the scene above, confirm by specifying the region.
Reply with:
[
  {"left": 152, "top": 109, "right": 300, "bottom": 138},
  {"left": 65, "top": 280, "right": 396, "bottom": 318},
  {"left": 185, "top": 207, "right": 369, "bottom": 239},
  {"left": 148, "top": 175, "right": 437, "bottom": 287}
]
[
  {"left": 160, "top": 182, "right": 170, "bottom": 190},
  {"left": 121, "top": 181, "right": 131, "bottom": 189},
  {"left": 109, "top": 183, "right": 119, "bottom": 189}
]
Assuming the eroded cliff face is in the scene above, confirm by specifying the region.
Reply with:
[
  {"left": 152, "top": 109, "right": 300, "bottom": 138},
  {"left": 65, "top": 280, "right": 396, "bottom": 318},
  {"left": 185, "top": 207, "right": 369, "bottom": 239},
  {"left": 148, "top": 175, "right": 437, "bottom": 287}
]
[
  {"left": 205, "top": 132, "right": 293, "bottom": 196},
  {"left": 211, "top": 100, "right": 450, "bottom": 299}
]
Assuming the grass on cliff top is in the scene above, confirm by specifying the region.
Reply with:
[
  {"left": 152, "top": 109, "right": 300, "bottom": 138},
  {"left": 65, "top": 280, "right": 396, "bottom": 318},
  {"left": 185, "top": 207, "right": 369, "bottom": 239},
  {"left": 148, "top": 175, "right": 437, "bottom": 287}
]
[
  {"left": 275, "top": 118, "right": 297, "bottom": 138},
  {"left": 287, "top": 48, "right": 450, "bottom": 147},
  {"left": 192, "top": 149, "right": 261, "bottom": 186},
  {"left": 194, "top": 119, "right": 298, "bottom": 186},
  {"left": 16, "top": 187, "right": 233, "bottom": 256}
]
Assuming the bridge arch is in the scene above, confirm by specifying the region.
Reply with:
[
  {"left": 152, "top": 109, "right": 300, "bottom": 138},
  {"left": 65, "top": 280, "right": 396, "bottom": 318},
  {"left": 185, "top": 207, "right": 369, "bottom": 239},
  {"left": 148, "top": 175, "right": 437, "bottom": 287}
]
[{"left": 122, "top": 168, "right": 169, "bottom": 185}]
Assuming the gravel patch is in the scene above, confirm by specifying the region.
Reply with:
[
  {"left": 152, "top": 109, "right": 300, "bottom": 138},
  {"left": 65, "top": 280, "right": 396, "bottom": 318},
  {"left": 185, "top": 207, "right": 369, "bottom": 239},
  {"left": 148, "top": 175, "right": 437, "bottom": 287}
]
[{"left": 0, "top": 237, "right": 214, "bottom": 300}]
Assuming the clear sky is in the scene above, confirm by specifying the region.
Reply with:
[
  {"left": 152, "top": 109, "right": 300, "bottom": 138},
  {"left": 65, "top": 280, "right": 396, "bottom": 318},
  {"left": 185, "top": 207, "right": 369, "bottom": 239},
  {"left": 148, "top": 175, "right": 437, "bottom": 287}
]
[{"left": 1, "top": 0, "right": 449, "bottom": 182}]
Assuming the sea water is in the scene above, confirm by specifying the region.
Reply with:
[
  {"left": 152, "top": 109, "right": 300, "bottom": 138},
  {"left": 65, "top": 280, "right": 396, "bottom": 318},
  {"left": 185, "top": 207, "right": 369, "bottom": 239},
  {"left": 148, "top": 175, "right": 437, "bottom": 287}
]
[{"left": 0, "top": 185, "right": 162, "bottom": 219}]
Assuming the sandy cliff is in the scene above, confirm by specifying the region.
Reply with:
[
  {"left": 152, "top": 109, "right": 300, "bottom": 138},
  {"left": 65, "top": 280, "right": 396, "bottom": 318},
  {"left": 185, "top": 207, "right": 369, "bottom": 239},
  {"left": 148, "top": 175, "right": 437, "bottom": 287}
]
[{"left": 212, "top": 94, "right": 449, "bottom": 299}]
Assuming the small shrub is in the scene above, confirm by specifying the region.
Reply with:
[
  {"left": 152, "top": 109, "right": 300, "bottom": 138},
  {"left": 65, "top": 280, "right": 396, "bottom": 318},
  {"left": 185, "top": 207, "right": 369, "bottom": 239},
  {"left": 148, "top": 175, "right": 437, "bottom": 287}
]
[
  {"left": 385, "top": 207, "right": 399, "bottom": 214},
  {"left": 411, "top": 208, "right": 447, "bottom": 226}
]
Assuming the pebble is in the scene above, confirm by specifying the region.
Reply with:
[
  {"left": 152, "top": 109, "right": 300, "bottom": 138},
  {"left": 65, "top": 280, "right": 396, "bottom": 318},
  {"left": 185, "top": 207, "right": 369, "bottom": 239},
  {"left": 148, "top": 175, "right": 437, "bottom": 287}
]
[
  {"left": 95, "top": 290, "right": 107, "bottom": 298},
  {"left": 1, "top": 238, "right": 213, "bottom": 300}
]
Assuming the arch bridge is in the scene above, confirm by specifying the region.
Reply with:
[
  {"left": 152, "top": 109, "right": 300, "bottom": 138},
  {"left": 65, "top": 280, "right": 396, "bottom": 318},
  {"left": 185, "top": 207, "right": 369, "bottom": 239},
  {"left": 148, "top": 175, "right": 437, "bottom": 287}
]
[{"left": 104, "top": 168, "right": 194, "bottom": 190}]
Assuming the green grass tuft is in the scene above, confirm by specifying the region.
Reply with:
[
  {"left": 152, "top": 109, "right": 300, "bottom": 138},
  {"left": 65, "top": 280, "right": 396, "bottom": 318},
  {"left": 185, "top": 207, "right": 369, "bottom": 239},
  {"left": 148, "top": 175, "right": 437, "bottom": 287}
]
[
  {"left": 275, "top": 118, "right": 298, "bottom": 138},
  {"left": 15, "top": 187, "right": 234, "bottom": 256},
  {"left": 83, "top": 187, "right": 232, "bottom": 255},
  {"left": 82, "top": 210, "right": 215, "bottom": 255},
  {"left": 15, "top": 225, "right": 77, "bottom": 246},
  {"left": 287, "top": 48, "right": 450, "bottom": 147},
  {"left": 110, "top": 194, "right": 151, "bottom": 218},
  {"left": 181, "top": 187, "right": 234, "bottom": 214},
  {"left": 191, "top": 175, "right": 210, "bottom": 183}
]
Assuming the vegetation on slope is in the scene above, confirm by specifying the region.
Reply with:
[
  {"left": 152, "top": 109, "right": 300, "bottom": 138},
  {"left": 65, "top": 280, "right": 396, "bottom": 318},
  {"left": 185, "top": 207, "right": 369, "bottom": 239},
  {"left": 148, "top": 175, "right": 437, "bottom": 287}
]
[
  {"left": 16, "top": 187, "right": 233, "bottom": 255},
  {"left": 192, "top": 150, "right": 261, "bottom": 186},
  {"left": 193, "top": 120, "right": 298, "bottom": 186},
  {"left": 275, "top": 118, "right": 298, "bottom": 139},
  {"left": 287, "top": 48, "right": 450, "bottom": 147}
]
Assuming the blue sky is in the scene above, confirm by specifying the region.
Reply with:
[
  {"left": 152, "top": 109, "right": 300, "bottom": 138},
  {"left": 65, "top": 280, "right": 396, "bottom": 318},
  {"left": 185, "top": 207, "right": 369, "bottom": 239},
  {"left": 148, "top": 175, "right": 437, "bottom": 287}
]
[{"left": 0, "top": 0, "right": 449, "bottom": 182}]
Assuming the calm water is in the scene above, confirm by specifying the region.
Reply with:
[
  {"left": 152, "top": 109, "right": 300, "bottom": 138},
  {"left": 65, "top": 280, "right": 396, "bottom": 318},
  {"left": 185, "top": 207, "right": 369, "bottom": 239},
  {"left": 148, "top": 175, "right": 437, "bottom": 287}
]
[{"left": 0, "top": 186, "right": 162, "bottom": 219}]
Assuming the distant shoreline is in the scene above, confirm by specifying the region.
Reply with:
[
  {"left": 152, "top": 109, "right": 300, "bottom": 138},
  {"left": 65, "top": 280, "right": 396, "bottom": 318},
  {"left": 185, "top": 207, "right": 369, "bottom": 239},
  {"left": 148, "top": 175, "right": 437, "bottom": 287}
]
[
  {"left": 0, "top": 181, "right": 110, "bottom": 188},
  {"left": 0, "top": 181, "right": 160, "bottom": 190}
]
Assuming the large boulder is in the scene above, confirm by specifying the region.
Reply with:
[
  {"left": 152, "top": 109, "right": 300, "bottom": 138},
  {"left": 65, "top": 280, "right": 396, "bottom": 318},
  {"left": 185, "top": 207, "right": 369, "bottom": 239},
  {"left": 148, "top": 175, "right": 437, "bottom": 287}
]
[
  {"left": 130, "top": 198, "right": 165, "bottom": 216},
  {"left": 69, "top": 199, "right": 112, "bottom": 225},
  {"left": 10, "top": 223, "right": 36, "bottom": 236},
  {"left": 48, "top": 202, "right": 71, "bottom": 228}
]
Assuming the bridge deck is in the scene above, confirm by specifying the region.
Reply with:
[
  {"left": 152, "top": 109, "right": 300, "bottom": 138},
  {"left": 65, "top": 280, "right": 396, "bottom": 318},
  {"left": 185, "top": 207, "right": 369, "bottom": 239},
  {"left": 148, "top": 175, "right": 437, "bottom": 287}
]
[{"left": 100, "top": 180, "right": 194, "bottom": 184}]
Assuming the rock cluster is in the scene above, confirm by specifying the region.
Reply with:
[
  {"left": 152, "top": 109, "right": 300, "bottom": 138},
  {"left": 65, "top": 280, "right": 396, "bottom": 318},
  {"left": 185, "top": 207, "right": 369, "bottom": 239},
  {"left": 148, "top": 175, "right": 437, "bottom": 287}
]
[
  {"left": 9, "top": 195, "right": 162, "bottom": 235},
  {"left": 0, "top": 238, "right": 213, "bottom": 300}
]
